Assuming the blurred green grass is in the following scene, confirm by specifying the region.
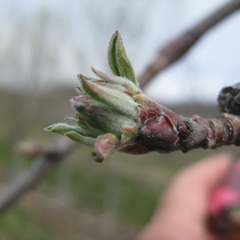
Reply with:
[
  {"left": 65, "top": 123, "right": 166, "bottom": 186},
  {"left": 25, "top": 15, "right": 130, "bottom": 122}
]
[
  {"left": 0, "top": 88, "right": 238, "bottom": 239},
  {"left": 0, "top": 207, "right": 66, "bottom": 240}
]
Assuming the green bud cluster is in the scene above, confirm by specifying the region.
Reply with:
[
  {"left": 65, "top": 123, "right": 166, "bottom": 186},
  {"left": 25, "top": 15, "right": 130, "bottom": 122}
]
[{"left": 46, "top": 31, "right": 160, "bottom": 162}]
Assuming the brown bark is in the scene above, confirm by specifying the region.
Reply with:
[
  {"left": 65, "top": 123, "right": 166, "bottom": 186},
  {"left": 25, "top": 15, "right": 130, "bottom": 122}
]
[
  {"left": 0, "top": 137, "right": 76, "bottom": 214},
  {"left": 136, "top": 107, "right": 240, "bottom": 154}
]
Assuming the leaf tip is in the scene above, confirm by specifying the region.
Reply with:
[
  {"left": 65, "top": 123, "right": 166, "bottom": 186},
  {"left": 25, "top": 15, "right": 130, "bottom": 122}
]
[
  {"left": 44, "top": 125, "right": 53, "bottom": 132},
  {"left": 112, "top": 29, "right": 120, "bottom": 38},
  {"left": 91, "top": 66, "right": 98, "bottom": 75},
  {"left": 77, "top": 74, "right": 81, "bottom": 81}
]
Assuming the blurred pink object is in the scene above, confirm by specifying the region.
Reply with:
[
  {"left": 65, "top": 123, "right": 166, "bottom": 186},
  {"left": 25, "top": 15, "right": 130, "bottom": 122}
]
[{"left": 16, "top": 140, "right": 44, "bottom": 158}]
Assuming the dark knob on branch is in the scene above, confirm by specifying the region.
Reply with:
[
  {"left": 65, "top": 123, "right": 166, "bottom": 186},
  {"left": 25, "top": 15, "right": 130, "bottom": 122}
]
[{"left": 218, "top": 84, "right": 240, "bottom": 115}]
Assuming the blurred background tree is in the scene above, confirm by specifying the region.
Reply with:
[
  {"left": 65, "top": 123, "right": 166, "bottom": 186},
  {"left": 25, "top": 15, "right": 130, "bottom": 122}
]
[{"left": 0, "top": 0, "right": 240, "bottom": 239}]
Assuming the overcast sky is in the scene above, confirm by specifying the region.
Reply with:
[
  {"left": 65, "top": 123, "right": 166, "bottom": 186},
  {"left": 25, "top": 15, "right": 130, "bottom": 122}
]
[{"left": 0, "top": 0, "right": 239, "bottom": 104}]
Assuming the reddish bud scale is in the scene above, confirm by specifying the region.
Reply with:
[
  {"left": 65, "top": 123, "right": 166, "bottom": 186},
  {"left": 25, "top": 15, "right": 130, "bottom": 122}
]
[
  {"left": 139, "top": 101, "right": 161, "bottom": 123},
  {"left": 85, "top": 105, "right": 104, "bottom": 115},
  {"left": 76, "top": 86, "right": 82, "bottom": 91},
  {"left": 72, "top": 96, "right": 91, "bottom": 101},
  {"left": 162, "top": 107, "right": 185, "bottom": 126},
  {"left": 136, "top": 106, "right": 186, "bottom": 152},
  {"left": 94, "top": 134, "right": 119, "bottom": 162},
  {"left": 136, "top": 115, "right": 179, "bottom": 152},
  {"left": 70, "top": 96, "right": 91, "bottom": 109},
  {"left": 123, "top": 91, "right": 133, "bottom": 97},
  {"left": 119, "top": 143, "right": 151, "bottom": 154},
  {"left": 121, "top": 126, "right": 137, "bottom": 135}
]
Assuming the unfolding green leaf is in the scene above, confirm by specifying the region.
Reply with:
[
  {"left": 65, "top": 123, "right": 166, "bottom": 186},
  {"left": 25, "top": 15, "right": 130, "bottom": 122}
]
[
  {"left": 108, "top": 30, "right": 137, "bottom": 86},
  {"left": 108, "top": 31, "right": 120, "bottom": 76},
  {"left": 45, "top": 123, "right": 96, "bottom": 145},
  {"left": 80, "top": 76, "right": 139, "bottom": 119},
  {"left": 45, "top": 123, "right": 89, "bottom": 136},
  {"left": 77, "top": 115, "right": 105, "bottom": 137},
  {"left": 65, "top": 131, "right": 95, "bottom": 146},
  {"left": 92, "top": 67, "right": 139, "bottom": 94},
  {"left": 86, "top": 105, "right": 138, "bottom": 136}
]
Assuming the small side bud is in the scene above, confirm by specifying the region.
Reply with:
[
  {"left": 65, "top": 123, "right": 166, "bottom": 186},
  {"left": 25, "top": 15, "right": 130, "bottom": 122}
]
[
  {"left": 16, "top": 140, "right": 43, "bottom": 158},
  {"left": 218, "top": 83, "right": 240, "bottom": 115}
]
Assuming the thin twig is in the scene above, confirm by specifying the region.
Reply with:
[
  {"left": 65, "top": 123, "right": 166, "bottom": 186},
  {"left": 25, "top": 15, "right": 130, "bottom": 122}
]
[
  {"left": 0, "top": 137, "right": 77, "bottom": 214},
  {"left": 138, "top": 0, "right": 240, "bottom": 88}
]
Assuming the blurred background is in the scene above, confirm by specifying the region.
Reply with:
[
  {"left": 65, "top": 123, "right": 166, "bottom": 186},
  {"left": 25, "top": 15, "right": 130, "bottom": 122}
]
[{"left": 0, "top": 0, "right": 240, "bottom": 239}]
